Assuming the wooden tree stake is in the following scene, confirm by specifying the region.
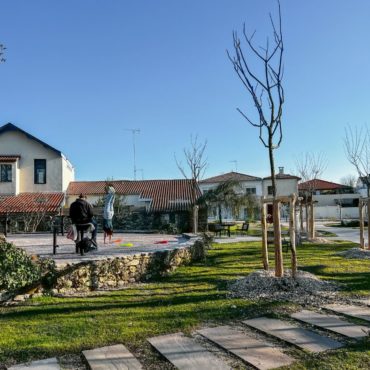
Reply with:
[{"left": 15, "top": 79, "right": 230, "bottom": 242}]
[
  {"left": 261, "top": 199, "right": 269, "bottom": 270},
  {"left": 289, "top": 195, "right": 297, "bottom": 278},
  {"left": 273, "top": 199, "right": 283, "bottom": 277},
  {"left": 367, "top": 200, "right": 370, "bottom": 250},
  {"left": 359, "top": 201, "right": 365, "bottom": 249}
]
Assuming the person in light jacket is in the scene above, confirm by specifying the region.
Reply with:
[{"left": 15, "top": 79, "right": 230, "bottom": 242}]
[{"left": 103, "top": 184, "right": 115, "bottom": 244}]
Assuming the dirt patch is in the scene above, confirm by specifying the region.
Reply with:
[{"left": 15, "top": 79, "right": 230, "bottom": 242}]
[
  {"left": 337, "top": 247, "right": 370, "bottom": 260},
  {"left": 228, "top": 269, "right": 340, "bottom": 305}
]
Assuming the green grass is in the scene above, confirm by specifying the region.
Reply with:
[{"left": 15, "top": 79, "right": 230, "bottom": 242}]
[
  {"left": 0, "top": 241, "right": 369, "bottom": 368},
  {"left": 316, "top": 229, "right": 338, "bottom": 237}
]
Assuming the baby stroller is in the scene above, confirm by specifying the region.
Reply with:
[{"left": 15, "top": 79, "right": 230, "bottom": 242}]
[{"left": 74, "top": 223, "right": 98, "bottom": 256}]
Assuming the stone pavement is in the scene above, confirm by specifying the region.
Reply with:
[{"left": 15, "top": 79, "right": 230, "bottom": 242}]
[{"left": 6, "top": 232, "right": 195, "bottom": 267}]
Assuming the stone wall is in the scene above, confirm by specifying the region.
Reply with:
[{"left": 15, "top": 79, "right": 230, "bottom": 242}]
[{"left": 52, "top": 238, "right": 205, "bottom": 294}]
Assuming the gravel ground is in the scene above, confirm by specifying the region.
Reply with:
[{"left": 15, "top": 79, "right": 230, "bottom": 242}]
[
  {"left": 228, "top": 269, "right": 340, "bottom": 305},
  {"left": 337, "top": 247, "right": 370, "bottom": 259}
]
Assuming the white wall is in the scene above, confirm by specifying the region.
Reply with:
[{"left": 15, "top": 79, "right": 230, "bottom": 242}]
[
  {"left": 310, "top": 206, "right": 360, "bottom": 220},
  {"left": 313, "top": 193, "right": 359, "bottom": 207},
  {"left": 62, "top": 155, "right": 75, "bottom": 192},
  {"left": 262, "top": 178, "right": 298, "bottom": 197},
  {"left": 0, "top": 130, "right": 67, "bottom": 193}
]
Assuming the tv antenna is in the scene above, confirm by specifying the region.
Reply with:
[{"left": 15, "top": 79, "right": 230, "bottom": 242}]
[
  {"left": 230, "top": 160, "right": 238, "bottom": 172},
  {"left": 125, "top": 128, "right": 140, "bottom": 180}
]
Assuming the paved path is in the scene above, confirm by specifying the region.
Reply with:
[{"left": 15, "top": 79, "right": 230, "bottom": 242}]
[
  {"left": 316, "top": 223, "right": 363, "bottom": 244},
  {"left": 82, "top": 344, "right": 142, "bottom": 370},
  {"left": 323, "top": 304, "right": 370, "bottom": 323},
  {"left": 197, "top": 326, "right": 294, "bottom": 370},
  {"left": 8, "top": 358, "right": 60, "bottom": 370},
  {"left": 148, "top": 332, "right": 231, "bottom": 370},
  {"left": 6, "top": 233, "right": 195, "bottom": 267},
  {"left": 291, "top": 310, "right": 370, "bottom": 339},
  {"left": 243, "top": 317, "right": 343, "bottom": 352}
]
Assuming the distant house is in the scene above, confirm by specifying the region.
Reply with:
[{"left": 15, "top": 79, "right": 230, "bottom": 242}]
[
  {"left": 199, "top": 168, "right": 299, "bottom": 221},
  {"left": 298, "top": 179, "right": 360, "bottom": 219},
  {"left": 0, "top": 123, "right": 74, "bottom": 195},
  {"left": 66, "top": 179, "right": 203, "bottom": 232},
  {"left": 0, "top": 123, "right": 74, "bottom": 231}
]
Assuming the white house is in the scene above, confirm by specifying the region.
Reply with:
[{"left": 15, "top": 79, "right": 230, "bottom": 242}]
[
  {"left": 298, "top": 179, "right": 360, "bottom": 219},
  {"left": 0, "top": 123, "right": 74, "bottom": 195}
]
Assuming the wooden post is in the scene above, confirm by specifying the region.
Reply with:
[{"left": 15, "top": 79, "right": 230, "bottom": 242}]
[
  {"left": 309, "top": 202, "right": 315, "bottom": 239},
  {"left": 359, "top": 201, "right": 365, "bottom": 249},
  {"left": 289, "top": 195, "right": 297, "bottom": 278},
  {"left": 261, "top": 198, "right": 269, "bottom": 270},
  {"left": 273, "top": 199, "right": 283, "bottom": 277},
  {"left": 193, "top": 205, "right": 199, "bottom": 234},
  {"left": 299, "top": 201, "right": 304, "bottom": 232},
  {"left": 367, "top": 200, "right": 370, "bottom": 250}
]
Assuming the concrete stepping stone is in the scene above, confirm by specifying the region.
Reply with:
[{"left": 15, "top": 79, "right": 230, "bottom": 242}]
[
  {"left": 291, "top": 310, "right": 369, "bottom": 339},
  {"left": 197, "top": 325, "right": 294, "bottom": 370},
  {"left": 243, "top": 317, "right": 343, "bottom": 353},
  {"left": 8, "top": 358, "right": 60, "bottom": 370},
  {"left": 82, "top": 344, "right": 142, "bottom": 370},
  {"left": 148, "top": 332, "right": 231, "bottom": 370},
  {"left": 324, "top": 304, "right": 370, "bottom": 323}
]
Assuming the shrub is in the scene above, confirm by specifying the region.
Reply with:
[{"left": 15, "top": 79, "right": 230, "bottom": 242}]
[{"left": 0, "top": 241, "right": 42, "bottom": 291}]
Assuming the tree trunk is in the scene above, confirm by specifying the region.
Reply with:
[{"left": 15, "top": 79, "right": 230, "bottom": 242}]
[
  {"left": 218, "top": 204, "right": 222, "bottom": 224},
  {"left": 261, "top": 199, "right": 269, "bottom": 270},
  {"left": 305, "top": 202, "right": 309, "bottom": 234},
  {"left": 289, "top": 196, "right": 297, "bottom": 278},
  {"left": 367, "top": 200, "right": 370, "bottom": 250},
  {"left": 299, "top": 202, "right": 304, "bottom": 233},
  {"left": 268, "top": 139, "right": 284, "bottom": 277},
  {"left": 309, "top": 202, "right": 315, "bottom": 239},
  {"left": 273, "top": 199, "right": 283, "bottom": 277},
  {"left": 359, "top": 201, "right": 364, "bottom": 249}
]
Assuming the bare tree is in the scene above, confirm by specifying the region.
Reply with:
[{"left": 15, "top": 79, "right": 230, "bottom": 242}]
[
  {"left": 340, "top": 174, "right": 357, "bottom": 190},
  {"left": 0, "top": 43, "right": 5, "bottom": 63},
  {"left": 227, "top": 0, "right": 285, "bottom": 276},
  {"left": 344, "top": 125, "right": 370, "bottom": 197},
  {"left": 295, "top": 152, "right": 327, "bottom": 237},
  {"left": 175, "top": 135, "right": 208, "bottom": 233}
]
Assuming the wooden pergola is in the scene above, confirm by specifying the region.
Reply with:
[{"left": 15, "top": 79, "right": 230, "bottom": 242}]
[{"left": 359, "top": 198, "right": 370, "bottom": 250}]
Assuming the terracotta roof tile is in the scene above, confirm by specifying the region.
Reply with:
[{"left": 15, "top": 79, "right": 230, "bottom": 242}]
[
  {"left": 200, "top": 171, "right": 262, "bottom": 183},
  {"left": 0, "top": 192, "right": 64, "bottom": 214},
  {"left": 299, "top": 179, "right": 349, "bottom": 191},
  {"left": 67, "top": 179, "right": 201, "bottom": 212},
  {"left": 0, "top": 155, "right": 21, "bottom": 162}
]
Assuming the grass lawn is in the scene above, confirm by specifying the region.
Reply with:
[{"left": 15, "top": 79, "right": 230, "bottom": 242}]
[{"left": 0, "top": 241, "right": 369, "bottom": 369}]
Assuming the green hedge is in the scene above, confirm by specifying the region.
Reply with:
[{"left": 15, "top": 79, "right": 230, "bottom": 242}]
[{"left": 0, "top": 241, "right": 42, "bottom": 291}]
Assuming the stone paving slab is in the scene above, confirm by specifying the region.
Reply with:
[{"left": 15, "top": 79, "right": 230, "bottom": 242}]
[
  {"left": 291, "top": 310, "right": 370, "bottom": 339},
  {"left": 148, "top": 332, "right": 231, "bottom": 370},
  {"left": 197, "top": 326, "right": 294, "bottom": 370},
  {"left": 82, "top": 344, "right": 142, "bottom": 370},
  {"left": 8, "top": 358, "right": 60, "bottom": 370},
  {"left": 243, "top": 317, "right": 343, "bottom": 353},
  {"left": 323, "top": 304, "right": 370, "bottom": 323}
]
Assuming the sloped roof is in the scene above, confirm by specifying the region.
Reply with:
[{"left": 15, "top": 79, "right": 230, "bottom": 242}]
[
  {"left": 263, "top": 173, "right": 301, "bottom": 180},
  {"left": 0, "top": 155, "right": 21, "bottom": 162},
  {"left": 67, "top": 179, "right": 201, "bottom": 212},
  {"left": 0, "top": 123, "right": 62, "bottom": 155},
  {"left": 200, "top": 171, "right": 261, "bottom": 184},
  {"left": 299, "top": 179, "right": 349, "bottom": 191},
  {"left": 0, "top": 192, "right": 65, "bottom": 214}
]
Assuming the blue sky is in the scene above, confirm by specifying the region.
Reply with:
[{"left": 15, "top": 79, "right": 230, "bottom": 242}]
[{"left": 1, "top": 0, "right": 369, "bottom": 182}]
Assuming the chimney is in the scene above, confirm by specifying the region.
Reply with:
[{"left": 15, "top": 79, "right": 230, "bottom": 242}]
[{"left": 279, "top": 166, "right": 284, "bottom": 175}]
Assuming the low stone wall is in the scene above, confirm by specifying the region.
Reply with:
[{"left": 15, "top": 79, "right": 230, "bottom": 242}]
[{"left": 52, "top": 238, "right": 204, "bottom": 294}]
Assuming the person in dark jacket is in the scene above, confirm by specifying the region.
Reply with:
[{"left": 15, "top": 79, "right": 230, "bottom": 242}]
[{"left": 69, "top": 194, "right": 97, "bottom": 242}]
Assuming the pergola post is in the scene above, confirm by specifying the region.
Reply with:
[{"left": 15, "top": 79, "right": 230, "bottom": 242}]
[
  {"left": 289, "top": 195, "right": 297, "bottom": 278},
  {"left": 261, "top": 197, "right": 269, "bottom": 270},
  {"left": 359, "top": 201, "right": 365, "bottom": 249},
  {"left": 273, "top": 199, "right": 283, "bottom": 277}
]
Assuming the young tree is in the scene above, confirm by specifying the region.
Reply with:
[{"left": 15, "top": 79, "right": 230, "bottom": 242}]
[
  {"left": 175, "top": 135, "right": 208, "bottom": 233},
  {"left": 344, "top": 125, "right": 370, "bottom": 197},
  {"left": 340, "top": 174, "right": 357, "bottom": 190},
  {"left": 295, "top": 152, "right": 326, "bottom": 237},
  {"left": 227, "top": 0, "right": 285, "bottom": 276}
]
